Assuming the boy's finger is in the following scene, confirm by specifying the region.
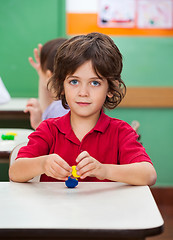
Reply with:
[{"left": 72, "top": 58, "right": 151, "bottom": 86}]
[
  {"left": 78, "top": 161, "right": 95, "bottom": 175},
  {"left": 80, "top": 166, "right": 94, "bottom": 179},
  {"left": 76, "top": 151, "right": 89, "bottom": 163},
  {"left": 54, "top": 156, "right": 71, "bottom": 172},
  {"left": 76, "top": 156, "right": 91, "bottom": 170}
]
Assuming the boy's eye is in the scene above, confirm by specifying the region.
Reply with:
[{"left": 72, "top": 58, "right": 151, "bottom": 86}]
[
  {"left": 70, "top": 79, "right": 78, "bottom": 85},
  {"left": 91, "top": 81, "right": 100, "bottom": 86}
]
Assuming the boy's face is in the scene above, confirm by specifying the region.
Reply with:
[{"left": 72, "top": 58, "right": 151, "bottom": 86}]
[{"left": 63, "top": 60, "right": 109, "bottom": 119}]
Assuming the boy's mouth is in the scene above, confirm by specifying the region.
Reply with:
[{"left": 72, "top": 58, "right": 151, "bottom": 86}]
[{"left": 76, "top": 102, "right": 91, "bottom": 106}]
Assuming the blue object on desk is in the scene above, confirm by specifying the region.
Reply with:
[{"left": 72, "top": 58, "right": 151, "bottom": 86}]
[{"left": 65, "top": 176, "right": 78, "bottom": 188}]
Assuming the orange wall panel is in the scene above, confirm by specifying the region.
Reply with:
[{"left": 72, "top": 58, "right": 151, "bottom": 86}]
[{"left": 67, "top": 13, "right": 173, "bottom": 36}]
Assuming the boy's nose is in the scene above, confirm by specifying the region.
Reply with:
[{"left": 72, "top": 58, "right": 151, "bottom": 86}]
[{"left": 78, "top": 85, "right": 89, "bottom": 97}]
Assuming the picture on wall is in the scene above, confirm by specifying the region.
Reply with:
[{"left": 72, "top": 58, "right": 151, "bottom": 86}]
[
  {"left": 137, "top": 0, "right": 173, "bottom": 29},
  {"left": 98, "top": 0, "right": 136, "bottom": 28},
  {"left": 98, "top": 0, "right": 173, "bottom": 29},
  {"left": 66, "top": 0, "right": 173, "bottom": 36}
]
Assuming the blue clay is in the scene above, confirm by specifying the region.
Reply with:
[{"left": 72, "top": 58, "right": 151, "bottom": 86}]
[{"left": 65, "top": 176, "right": 78, "bottom": 188}]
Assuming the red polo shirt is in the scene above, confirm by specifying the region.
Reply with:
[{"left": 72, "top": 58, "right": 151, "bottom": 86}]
[{"left": 17, "top": 111, "right": 152, "bottom": 182}]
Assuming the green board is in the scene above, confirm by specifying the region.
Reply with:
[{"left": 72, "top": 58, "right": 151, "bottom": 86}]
[
  {"left": 112, "top": 37, "right": 173, "bottom": 87},
  {"left": 0, "top": 0, "right": 66, "bottom": 98}
]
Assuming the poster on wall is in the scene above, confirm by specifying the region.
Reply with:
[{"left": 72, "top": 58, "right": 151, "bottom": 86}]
[
  {"left": 98, "top": 0, "right": 136, "bottom": 28},
  {"left": 137, "top": 0, "right": 173, "bottom": 29},
  {"left": 66, "top": 0, "right": 173, "bottom": 36},
  {"left": 98, "top": 0, "right": 173, "bottom": 29}
]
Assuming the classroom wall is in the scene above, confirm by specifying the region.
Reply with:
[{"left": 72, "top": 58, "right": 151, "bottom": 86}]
[
  {"left": 109, "top": 36, "right": 173, "bottom": 186},
  {"left": 0, "top": 0, "right": 173, "bottom": 186},
  {"left": 105, "top": 108, "right": 173, "bottom": 186},
  {"left": 0, "top": 0, "right": 66, "bottom": 97}
]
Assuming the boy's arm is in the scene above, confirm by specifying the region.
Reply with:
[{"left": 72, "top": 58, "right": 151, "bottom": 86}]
[
  {"left": 76, "top": 151, "right": 157, "bottom": 186},
  {"left": 103, "top": 162, "right": 157, "bottom": 186},
  {"left": 9, "top": 156, "right": 45, "bottom": 182},
  {"left": 9, "top": 154, "right": 71, "bottom": 183}
]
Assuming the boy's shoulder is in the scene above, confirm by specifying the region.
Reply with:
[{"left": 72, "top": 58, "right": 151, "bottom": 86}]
[
  {"left": 39, "top": 113, "right": 70, "bottom": 134},
  {"left": 104, "top": 114, "right": 135, "bottom": 136},
  {"left": 44, "top": 116, "right": 61, "bottom": 124},
  {"left": 104, "top": 113, "right": 131, "bottom": 129}
]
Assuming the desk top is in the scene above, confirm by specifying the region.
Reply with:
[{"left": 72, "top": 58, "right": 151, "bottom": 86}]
[
  {"left": 0, "top": 182, "right": 164, "bottom": 239},
  {"left": 0, "top": 128, "right": 33, "bottom": 159},
  {"left": 0, "top": 98, "right": 28, "bottom": 111},
  {"left": 0, "top": 98, "right": 30, "bottom": 122}
]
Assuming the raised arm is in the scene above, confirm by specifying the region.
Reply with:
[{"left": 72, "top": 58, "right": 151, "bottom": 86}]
[
  {"left": 24, "top": 98, "right": 42, "bottom": 129},
  {"left": 28, "top": 44, "right": 53, "bottom": 112}
]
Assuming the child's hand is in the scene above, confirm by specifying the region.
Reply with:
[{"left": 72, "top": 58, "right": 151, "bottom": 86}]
[
  {"left": 24, "top": 98, "right": 42, "bottom": 129},
  {"left": 43, "top": 154, "right": 71, "bottom": 181},
  {"left": 28, "top": 44, "right": 42, "bottom": 76},
  {"left": 76, "top": 151, "right": 106, "bottom": 180}
]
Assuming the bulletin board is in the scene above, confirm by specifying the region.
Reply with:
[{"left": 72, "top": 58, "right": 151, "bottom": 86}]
[{"left": 66, "top": 0, "right": 173, "bottom": 36}]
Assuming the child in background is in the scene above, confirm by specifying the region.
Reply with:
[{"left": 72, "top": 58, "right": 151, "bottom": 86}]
[
  {"left": 9, "top": 32, "right": 157, "bottom": 186},
  {"left": 25, "top": 38, "right": 69, "bottom": 129}
]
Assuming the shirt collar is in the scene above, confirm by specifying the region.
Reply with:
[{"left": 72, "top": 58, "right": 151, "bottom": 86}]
[
  {"left": 92, "top": 109, "right": 110, "bottom": 133},
  {"left": 54, "top": 112, "right": 80, "bottom": 145},
  {"left": 53, "top": 109, "right": 110, "bottom": 142},
  {"left": 54, "top": 111, "right": 71, "bottom": 135}
]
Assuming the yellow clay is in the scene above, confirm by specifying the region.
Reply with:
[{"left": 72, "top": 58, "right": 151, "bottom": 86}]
[
  {"left": 6, "top": 132, "right": 17, "bottom": 136},
  {"left": 71, "top": 165, "right": 80, "bottom": 178}
]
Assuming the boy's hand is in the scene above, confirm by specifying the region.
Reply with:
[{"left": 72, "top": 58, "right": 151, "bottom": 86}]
[
  {"left": 76, "top": 151, "right": 106, "bottom": 180},
  {"left": 43, "top": 154, "right": 71, "bottom": 181}
]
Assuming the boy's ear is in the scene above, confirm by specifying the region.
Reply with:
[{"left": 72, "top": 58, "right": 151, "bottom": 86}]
[
  {"left": 107, "top": 91, "right": 113, "bottom": 98},
  {"left": 46, "top": 70, "right": 52, "bottom": 78}
]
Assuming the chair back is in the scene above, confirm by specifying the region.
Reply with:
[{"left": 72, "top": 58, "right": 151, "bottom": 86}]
[
  {"left": 9, "top": 142, "right": 40, "bottom": 182},
  {"left": 131, "top": 120, "right": 140, "bottom": 133}
]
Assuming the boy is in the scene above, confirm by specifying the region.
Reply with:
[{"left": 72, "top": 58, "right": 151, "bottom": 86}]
[{"left": 9, "top": 32, "right": 157, "bottom": 186}]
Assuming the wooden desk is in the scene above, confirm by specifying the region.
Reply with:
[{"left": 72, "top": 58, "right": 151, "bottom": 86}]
[
  {"left": 0, "top": 182, "right": 164, "bottom": 240},
  {"left": 0, "top": 98, "right": 29, "bottom": 120},
  {"left": 0, "top": 128, "right": 33, "bottom": 162},
  {"left": 0, "top": 98, "right": 31, "bottom": 128}
]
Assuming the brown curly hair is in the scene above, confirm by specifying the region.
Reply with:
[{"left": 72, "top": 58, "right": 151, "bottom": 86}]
[
  {"left": 48, "top": 32, "right": 126, "bottom": 109},
  {"left": 40, "top": 38, "right": 67, "bottom": 73}
]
